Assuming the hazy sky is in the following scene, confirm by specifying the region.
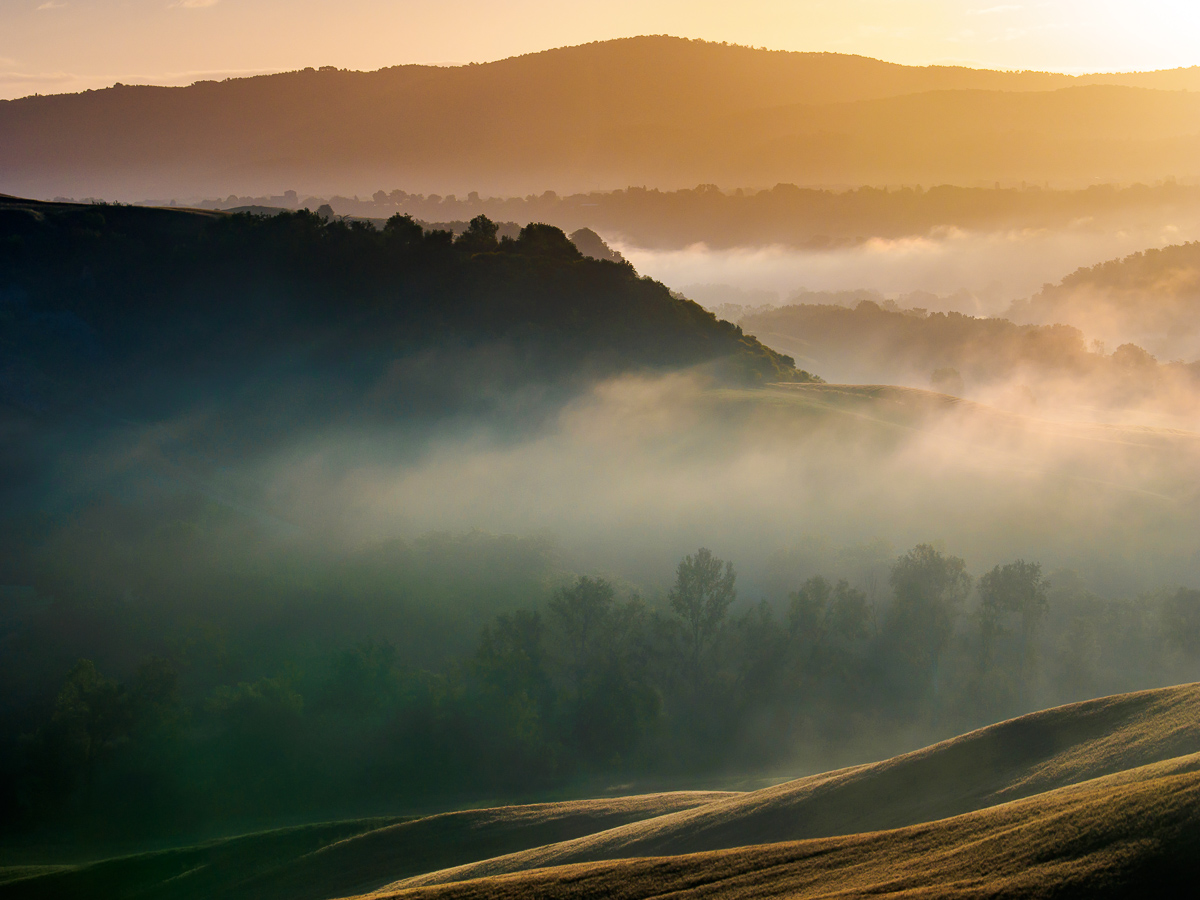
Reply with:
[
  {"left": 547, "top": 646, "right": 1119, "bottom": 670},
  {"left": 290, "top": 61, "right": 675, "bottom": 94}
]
[{"left": 2, "top": 1, "right": 1199, "bottom": 100}]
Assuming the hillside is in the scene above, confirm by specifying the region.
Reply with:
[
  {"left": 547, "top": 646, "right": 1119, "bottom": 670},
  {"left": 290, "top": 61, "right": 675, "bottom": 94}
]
[
  {"left": 1009, "top": 241, "right": 1200, "bottom": 361},
  {"left": 5, "top": 37, "right": 1200, "bottom": 199},
  {"left": 739, "top": 298, "right": 1200, "bottom": 420},
  {"left": 388, "top": 682, "right": 1200, "bottom": 887},
  {"left": 7, "top": 685, "right": 1200, "bottom": 899},
  {"left": 0, "top": 197, "right": 802, "bottom": 434},
  {"left": 0, "top": 793, "right": 732, "bottom": 900},
  {"left": 362, "top": 758, "right": 1200, "bottom": 898}
]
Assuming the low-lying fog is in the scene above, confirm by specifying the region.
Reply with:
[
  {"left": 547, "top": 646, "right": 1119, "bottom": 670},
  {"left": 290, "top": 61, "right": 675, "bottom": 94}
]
[
  {"left": 120, "top": 371, "right": 1196, "bottom": 601},
  {"left": 618, "top": 221, "right": 1200, "bottom": 318}
]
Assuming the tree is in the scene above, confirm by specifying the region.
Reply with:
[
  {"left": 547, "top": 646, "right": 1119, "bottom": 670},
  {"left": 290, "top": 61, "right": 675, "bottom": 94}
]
[
  {"left": 516, "top": 222, "right": 583, "bottom": 260},
  {"left": 383, "top": 212, "right": 423, "bottom": 246},
  {"left": 549, "top": 576, "right": 615, "bottom": 689},
  {"left": 37, "top": 660, "right": 131, "bottom": 796},
  {"left": 455, "top": 214, "right": 500, "bottom": 253},
  {"left": 886, "top": 544, "right": 972, "bottom": 696},
  {"left": 978, "top": 560, "right": 1049, "bottom": 670},
  {"left": 1163, "top": 588, "right": 1200, "bottom": 659},
  {"left": 670, "top": 548, "right": 736, "bottom": 685},
  {"left": 473, "top": 610, "right": 550, "bottom": 702},
  {"left": 471, "top": 611, "right": 556, "bottom": 776},
  {"left": 789, "top": 576, "right": 869, "bottom": 687},
  {"left": 789, "top": 575, "right": 832, "bottom": 643}
]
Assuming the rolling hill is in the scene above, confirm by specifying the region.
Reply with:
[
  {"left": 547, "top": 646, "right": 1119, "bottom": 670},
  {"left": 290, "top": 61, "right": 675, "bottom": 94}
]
[
  {"left": 0, "top": 196, "right": 802, "bottom": 429},
  {"left": 5, "top": 684, "right": 1199, "bottom": 899},
  {"left": 0, "top": 794, "right": 732, "bottom": 900},
  {"left": 386, "top": 682, "right": 1200, "bottom": 888},
  {"left": 4, "top": 37, "right": 1200, "bottom": 199},
  {"left": 1009, "top": 241, "right": 1200, "bottom": 361},
  {"left": 359, "top": 758, "right": 1200, "bottom": 898}
]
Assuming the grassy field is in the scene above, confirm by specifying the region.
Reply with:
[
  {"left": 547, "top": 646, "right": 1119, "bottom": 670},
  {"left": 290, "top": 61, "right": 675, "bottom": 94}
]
[
  {"left": 386, "top": 683, "right": 1200, "bottom": 889},
  {"left": 361, "top": 754, "right": 1200, "bottom": 899},
  {"left": 5, "top": 684, "right": 1198, "bottom": 900},
  {"left": 0, "top": 794, "right": 730, "bottom": 900}
]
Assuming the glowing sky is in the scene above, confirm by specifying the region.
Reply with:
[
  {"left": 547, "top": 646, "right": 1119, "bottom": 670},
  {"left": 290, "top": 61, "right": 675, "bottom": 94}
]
[{"left": 3, "top": 0, "right": 1199, "bottom": 100}]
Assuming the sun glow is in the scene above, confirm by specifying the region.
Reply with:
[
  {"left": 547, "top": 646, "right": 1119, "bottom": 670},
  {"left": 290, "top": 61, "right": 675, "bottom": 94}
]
[{"left": 2, "top": 0, "right": 1199, "bottom": 100}]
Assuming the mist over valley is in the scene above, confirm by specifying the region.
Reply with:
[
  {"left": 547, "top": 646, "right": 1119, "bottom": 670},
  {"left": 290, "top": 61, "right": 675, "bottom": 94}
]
[{"left": 4, "top": 20, "right": 1200, "bottom": 900}]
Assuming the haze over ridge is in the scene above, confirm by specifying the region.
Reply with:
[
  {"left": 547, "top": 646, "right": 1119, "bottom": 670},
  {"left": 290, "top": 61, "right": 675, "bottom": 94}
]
[{"left": 6, "top": 36, "right": 1200, "bottom": 200}]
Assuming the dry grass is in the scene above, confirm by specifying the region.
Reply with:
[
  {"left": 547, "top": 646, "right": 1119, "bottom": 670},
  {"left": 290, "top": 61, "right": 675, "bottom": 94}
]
[
  {"left": 389, "top": 683, "right": 1200, "bottom": 889},
  {"left": 359, "top": 754, "right": 1200, "bottom": 899},
  {"left": 0, "top": 793, "right": 730, "bottom": 900},
  {"left": 228, "top": 792, "right": 736, "bottom": 900},
  {"left": 10, "top": 685, "right": 1200, "bottom": 899}
]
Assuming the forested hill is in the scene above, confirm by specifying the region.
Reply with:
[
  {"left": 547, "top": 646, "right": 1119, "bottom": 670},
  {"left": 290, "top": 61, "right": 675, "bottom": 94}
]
[
  {"left": 1007, "top": 241, "right": 1200, "bottom": 360},
  {"left": 0, "top": 198, "right": 805, "bottom": 429},
  {"left": 4, "top": 36, "right": 1200, "bottom": 198}
]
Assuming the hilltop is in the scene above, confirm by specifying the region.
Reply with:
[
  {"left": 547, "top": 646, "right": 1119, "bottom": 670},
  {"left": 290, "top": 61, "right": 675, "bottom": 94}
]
[
  {"left": 4, "top": 37, "right": 1200, "bottom": 198},
  {"left": 1009, "top": 241, "right": 1200, "bottom": 360},
  {"left": 0, "top": 196, "right": 803, "bottom": 431}
]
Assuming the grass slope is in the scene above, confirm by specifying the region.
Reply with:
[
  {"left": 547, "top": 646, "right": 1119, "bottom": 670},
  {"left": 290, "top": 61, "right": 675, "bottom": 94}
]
[
  {"left": 0, "top": 819, "right": 405, "bottom": 900},
  {"left": 0, "top": 794, "right": 732, "bottom": 900},
  {"left": 359, "top": 753, "right": 1200, "bottom": 899},
  {"left": 391, "top": 682, "right": 1200, "bottom": 888}
]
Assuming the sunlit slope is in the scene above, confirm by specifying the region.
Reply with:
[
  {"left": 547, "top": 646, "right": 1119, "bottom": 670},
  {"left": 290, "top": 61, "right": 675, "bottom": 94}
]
[
  {"left": 361, "top": 755, "right": 1200, "bottom": 899},
  {"left": 5, "top": 36, "right": 1200, "bottom": 197},
  {"left": 222, "top": 793, "right": 735, "bottom": 900},
  {"left": 391, "top": 682, "right": 1200, "bottom": 888},
  {"left": 0, "top": 794, "right": 732, "bottom": 900}
]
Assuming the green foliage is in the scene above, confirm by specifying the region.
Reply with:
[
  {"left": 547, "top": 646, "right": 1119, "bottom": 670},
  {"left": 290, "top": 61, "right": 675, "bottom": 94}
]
[
  {"left": 885, "top": 544, "right": 972, "bottom": 699},
  {"left": 549, "top": 576, "right": 617, "bottom": 686},
  {"left": 0, "top": 200, "right": 809, "bottom": 434},
  {"left": 1162, "top": 588, "right": 1200, "bottom": 659},
  {"left": 454, "top": 214, "right": 500, "bottom": 254},
  {"left": 5, "top": 538, "right": 1200, "bottom": 846},
  {"left": 669, "top": 548, "right": 737, "bottom": 686},
  {"left": 979, "top": 561, "right": 1049, "bottom": 665}
]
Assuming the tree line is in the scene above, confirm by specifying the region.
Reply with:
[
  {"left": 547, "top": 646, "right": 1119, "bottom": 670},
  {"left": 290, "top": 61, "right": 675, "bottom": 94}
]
[
  {"left": 6, "top": 540, "right": 1199, "bottom": 844},
  {"left": 198, "top": 181, "right": 1200, "bottom": 250}
]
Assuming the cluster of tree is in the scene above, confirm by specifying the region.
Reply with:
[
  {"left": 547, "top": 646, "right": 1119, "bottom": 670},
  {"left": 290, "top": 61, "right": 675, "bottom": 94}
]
[
  {"left": 201, "top": 182, "right": 1200, "bottom": 251},
  {"left": 741, "top": 300, "right": 1200, "bottom": 413},
  {"left": 4, "top": 531, "right": 1199, "bottom": 845},
  {"left": 1009, "top": 241, "right": 1200, "bottom": 362},
  {"left": 0, "top": 199, "right": 806, "bottom": 435}
]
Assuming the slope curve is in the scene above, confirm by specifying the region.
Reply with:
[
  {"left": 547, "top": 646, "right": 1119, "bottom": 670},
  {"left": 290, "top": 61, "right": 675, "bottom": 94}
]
[
  {"left": 359, "top": 752, "right": 1200, "bottom": 899},
  {"left": 226, "top": 792, "right": 737, "bottom": 900},
  {"left": 0, "top": 793, "right": 736, "bottom": 900},
  {"left": 391, "top": 682, "right": 1200, "bottom": 888}
]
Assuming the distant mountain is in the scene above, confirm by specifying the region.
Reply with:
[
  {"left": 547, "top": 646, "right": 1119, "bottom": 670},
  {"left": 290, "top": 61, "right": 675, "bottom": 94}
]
[
  {"left": 215, "top": 182, "right": 1200, "bottom": 253},
  {"left": 4, "top": 36, "right": 1200, "bottom": 199}
]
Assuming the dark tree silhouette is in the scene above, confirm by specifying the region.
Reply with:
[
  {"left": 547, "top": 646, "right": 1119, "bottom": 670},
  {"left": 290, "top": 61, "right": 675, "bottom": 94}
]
[
  {"left": 550, "top": 575, "right": 616, "bottom": 689},
  {"left": 670, "top": 548, "right": 736, "bottom": 686},
  {"left": 887, "top": 544, "right": 972, "bottom": 697}
]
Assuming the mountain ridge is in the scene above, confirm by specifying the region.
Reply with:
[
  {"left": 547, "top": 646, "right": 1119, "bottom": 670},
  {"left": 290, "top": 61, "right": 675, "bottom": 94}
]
[{"left": 5, "top": 36, "right": 1200, "bottom": 199}]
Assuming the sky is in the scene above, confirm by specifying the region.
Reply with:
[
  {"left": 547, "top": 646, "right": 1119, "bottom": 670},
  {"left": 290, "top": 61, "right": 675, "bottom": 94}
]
[{"left": 2, "top": 0, "right": 1200, "bottom": 101}]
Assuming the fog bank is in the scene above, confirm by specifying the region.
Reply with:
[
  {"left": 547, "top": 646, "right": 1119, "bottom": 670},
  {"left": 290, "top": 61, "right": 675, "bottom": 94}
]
[{"left": 621, "top": 223, "right": 1200, "bottom": 317}]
